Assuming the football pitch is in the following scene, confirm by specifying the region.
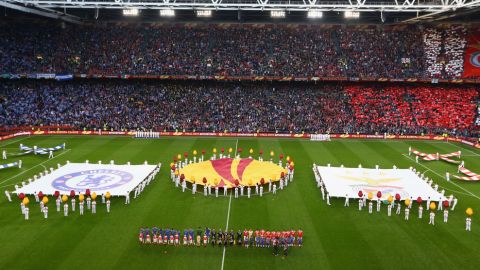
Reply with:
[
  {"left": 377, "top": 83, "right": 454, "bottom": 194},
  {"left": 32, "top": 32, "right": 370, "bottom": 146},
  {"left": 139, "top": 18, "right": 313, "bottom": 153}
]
[{"left": 0, "top": 135, "right": 479, "bottom": 270}]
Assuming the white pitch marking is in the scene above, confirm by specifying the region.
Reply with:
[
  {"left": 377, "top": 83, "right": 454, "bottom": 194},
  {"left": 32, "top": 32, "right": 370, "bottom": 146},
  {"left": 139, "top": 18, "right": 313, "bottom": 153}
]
[
  {"left": 448, "top": 142, "right": 480, "bottom": 157},
  {"left": 0, "top": 149, "right": 71, "bottom": 186},
  {"left": 0, "top": 136, "right": 29, "bottom": 147},
  {"left": 221, "top": 139, "right": 236, "bottom": 270},
  {"left": 402, "top": 154, "right": 480, "bottom": 200},
  {"left": 221, "top": 192, "right": 233, "bottom": 270}
]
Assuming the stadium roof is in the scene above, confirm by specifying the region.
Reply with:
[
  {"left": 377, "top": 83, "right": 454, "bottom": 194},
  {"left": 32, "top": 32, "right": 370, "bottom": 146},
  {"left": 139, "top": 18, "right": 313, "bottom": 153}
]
[{"left": 0, "top": 0, "right": 479, "bottom": 24}]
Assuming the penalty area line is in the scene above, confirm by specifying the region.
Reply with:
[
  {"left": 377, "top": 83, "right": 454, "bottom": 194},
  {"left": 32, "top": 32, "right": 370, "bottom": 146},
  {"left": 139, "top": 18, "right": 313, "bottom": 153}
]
[
  {"left": 0, "top": 136, "right": 29, "bottom": 148},
  {"left": 221, "top": 192, "right": 233, "bottom": 270},
  {"left": 0, "top": 149, "right": 71, "bottom": 187},
  {"left": 401, "top": 154, "right": 480, "bottom": 201},
  {"left": 447, "top": 141, "right": 480, "bottom": 157}
]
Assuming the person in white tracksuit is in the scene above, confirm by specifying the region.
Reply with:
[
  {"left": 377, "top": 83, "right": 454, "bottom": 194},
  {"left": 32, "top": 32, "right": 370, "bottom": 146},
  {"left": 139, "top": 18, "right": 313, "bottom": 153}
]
[
  {"left": 106, "top": 200, "right": 111, "bottom": 213},
  {"left": 359, "top": 199, "right": 363, "bottom": 211},
  {"left": 418, "top": 205, "right": 423, "bottom": 219},
  {"left": 92, "top": 201, "right": 97, "bottom": 214},
  {"left": 64, "top": 203, "right": 69, "bottom": 216},
  {"left": 4, "top": 190, "right": 11, "bottom": 202},
  {"left": 125, "top": 191, "right": 130, "bottom": 204},
  {"left": 452, "top": 198, "right": 458, "bottom": 211},
  {"left": 79, "top": 201, "right": 84, "bottom": 215},
  {"left": 443, "top": 209, "right": 449, "bottom": 223},
  {"left": 387, "top": 204, "right": 392, "bottom": 216},
  {"left": 43, "top": 206, "right": 48, "bottom": 219},
  {"left": 429, "top": 212, "right": 435, "bottom": 225},
  {"left": 56, "top": 197, "right": 61, "bottom": 212},
  {"left": 466, "top": 217, "right": 472, "bottom": 231},
  {"left": 344, "top": 195, "right": 349, "bottom": 207},
  {"left": 368, "top": 201, "right": 373, "bottom": 213},
  {"left": 87, "top": 197, "right": 91, "bottom": 209},
  {"left": 405, "top": 208, "right": 410, "bottom": 220},
  {"left": 71, "top": 198, "right": 76, "bottom": 212},
  {"left": 24, "top": 207, "right": 29, "bottom": 220}
]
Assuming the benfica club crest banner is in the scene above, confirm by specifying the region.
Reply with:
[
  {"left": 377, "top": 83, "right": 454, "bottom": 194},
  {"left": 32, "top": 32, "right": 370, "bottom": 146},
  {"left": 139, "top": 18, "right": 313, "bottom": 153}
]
[{"left": 463, "top": 33, "right": 480, "bottom": 78}]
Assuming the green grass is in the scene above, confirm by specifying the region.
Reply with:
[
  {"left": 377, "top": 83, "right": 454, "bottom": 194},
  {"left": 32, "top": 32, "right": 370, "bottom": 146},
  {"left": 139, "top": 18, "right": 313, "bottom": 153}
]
[{"left": 0, "top": 135, "right": 479, "bottom": 270}]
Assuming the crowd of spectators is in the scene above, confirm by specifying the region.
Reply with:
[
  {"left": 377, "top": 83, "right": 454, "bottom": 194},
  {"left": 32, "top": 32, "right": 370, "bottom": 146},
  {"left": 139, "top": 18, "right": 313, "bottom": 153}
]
[
  {"left": 0, "top": 23, "right": 470, "bottom": 79},
  {"left": 345, "top": 84, "right": 479, "bottom": 136},
  {"left": 423, "top": 28, "right": 444, "bottom": 78},
  {"left": 476, "top": 103, "right": 480, "bottom": 126},
  {"left": 0, "top": 81, "right": 477, "bottom": 137},
  {"left": 444, "top": 26, "right": 467, "bottom": 78}
]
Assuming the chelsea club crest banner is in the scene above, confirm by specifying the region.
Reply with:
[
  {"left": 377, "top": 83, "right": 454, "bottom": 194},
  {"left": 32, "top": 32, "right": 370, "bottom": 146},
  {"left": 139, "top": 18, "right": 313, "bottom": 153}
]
[
  {"left": 14, "top": 163, "right": 157, "bottom": 197},
  {"left": 463, "top": 33, "right": 480, "bottom": 78}
]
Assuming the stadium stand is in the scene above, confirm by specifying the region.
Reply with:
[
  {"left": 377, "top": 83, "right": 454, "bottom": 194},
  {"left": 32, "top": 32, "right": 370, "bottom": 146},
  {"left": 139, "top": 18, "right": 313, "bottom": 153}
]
[
  {"left": 0, "top": 81, "right": 477, "bottom": 137},
  {"left": 0, "top": 23, "right": 471, "bottom": 79}
]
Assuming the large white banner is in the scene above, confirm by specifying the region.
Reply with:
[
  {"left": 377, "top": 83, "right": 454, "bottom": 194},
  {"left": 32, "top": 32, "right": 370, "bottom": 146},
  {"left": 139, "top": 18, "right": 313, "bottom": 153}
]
[
  {"left": 14, "top": 163, "right": 157, "bottom": 197},
  {"left": 316, "top": 166, "right": 445, "bottom": 201}
]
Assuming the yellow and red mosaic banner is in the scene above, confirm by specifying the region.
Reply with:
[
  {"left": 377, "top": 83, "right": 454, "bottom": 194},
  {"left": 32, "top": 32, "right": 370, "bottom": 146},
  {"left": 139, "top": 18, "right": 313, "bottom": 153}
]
[{"left": 179, "top": 158, "right": 286, "bottom": 188}]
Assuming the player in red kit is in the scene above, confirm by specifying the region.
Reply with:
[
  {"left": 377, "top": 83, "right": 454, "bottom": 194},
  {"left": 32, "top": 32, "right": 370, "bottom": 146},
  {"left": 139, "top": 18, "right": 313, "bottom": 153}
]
[{"left": 297, "top": 229, "right": 303, "bottom": 247}]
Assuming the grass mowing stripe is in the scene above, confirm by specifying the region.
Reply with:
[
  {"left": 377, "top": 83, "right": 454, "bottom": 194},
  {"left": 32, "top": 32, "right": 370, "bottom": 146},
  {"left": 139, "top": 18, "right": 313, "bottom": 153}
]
[{"left": 1, "top": 136, "right": 480, "bottom": 270}]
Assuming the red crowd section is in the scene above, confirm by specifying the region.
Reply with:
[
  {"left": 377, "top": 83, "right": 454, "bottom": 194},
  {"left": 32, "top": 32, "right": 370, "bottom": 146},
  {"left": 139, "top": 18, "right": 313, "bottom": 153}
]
[{"left": 345, "top": 85, "right": 479, "bottom": 135}]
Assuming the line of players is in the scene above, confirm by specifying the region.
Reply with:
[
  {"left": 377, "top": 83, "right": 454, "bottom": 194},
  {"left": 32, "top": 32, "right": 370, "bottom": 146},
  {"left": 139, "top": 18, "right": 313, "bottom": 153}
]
[{"left": 138, "top": 227, "right": 303, "bottom": 248}]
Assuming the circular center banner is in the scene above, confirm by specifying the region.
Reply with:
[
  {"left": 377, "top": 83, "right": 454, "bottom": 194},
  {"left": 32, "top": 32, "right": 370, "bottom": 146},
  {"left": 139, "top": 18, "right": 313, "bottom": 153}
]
[
  {"left": 179, "top": 158, "right": 286, "bottom": 188},
  {"left": 51, "top": 169, "right": 133, "bottom": 192}
]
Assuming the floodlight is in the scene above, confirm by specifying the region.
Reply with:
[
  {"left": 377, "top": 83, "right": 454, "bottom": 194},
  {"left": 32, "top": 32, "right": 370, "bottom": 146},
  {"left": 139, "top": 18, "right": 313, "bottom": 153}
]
[
  {"left": 197, "top": 10, "right": 212, "bottom": 17},
  {"left": 123, "top": 9, "right": 139, "bottom": 16},
  {"left": 270, "top": 10, "right": 285, "bottom": 18},
  {"left": 344, "top": 11, "right": 360, "bottom": 18},
  {"left": 160, "top": 9, "right": 175, "bottom": 17}
]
